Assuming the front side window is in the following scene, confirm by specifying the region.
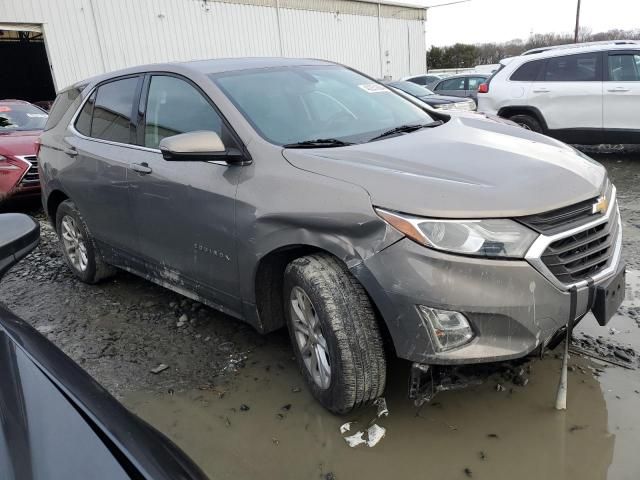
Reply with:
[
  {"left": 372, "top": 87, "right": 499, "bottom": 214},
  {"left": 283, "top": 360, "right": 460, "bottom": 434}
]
[
  {"left": 436, "top": 77, "right": 466, "bottom": 91},
  {"left": 543, "top": 53, "right": 600, "bottom": 82},
  {"left": 144, "top": 76, "right": 222, "bottom": 149},
  {"left": 608, "top": 53, "right": 640, "bottom": 81},
  {"left": 0, "top": 103, "right": 48, "bottom": 131},
  {"left": 211, "top": 65, "right": 433, "bottom": 146},
  {"left": 91, "top": 77, "right": 139, "bottom": 144}
]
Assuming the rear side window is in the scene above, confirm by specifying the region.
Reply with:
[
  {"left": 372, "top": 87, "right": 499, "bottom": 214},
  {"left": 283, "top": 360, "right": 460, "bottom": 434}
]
[
  {"left": 91, "top": 77, "right": 139, "bottom": 144},
  {"left": 510, "top": 60, "right": 544, "bottom": 81},
  {"left": 45, "top": 87, "right": 82, "bottom": 131},
  {"left": 436, "top": 77, "right": 465, "bottom": 91},
  {"left": 143, "top": 75, "right": 222, "bottom": 149},
  {"left": 75, "top": 91, "right": 96, "bottom": 137},
  {"left": 607, "top": 53, "right": 640, "bottom": 81},
  {"left": 543, "top": 53, "right": 600, "bottom": 82}
]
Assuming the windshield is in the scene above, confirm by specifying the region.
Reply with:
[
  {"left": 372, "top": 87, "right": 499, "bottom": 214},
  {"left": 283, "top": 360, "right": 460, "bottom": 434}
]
[
  {"left": 389, "top": 81, "right": 434, "bottom": 97},
  {"left": 0, "top": 103, "right": 48, "bottom": 131},
  {"left": 211, "top": 65, "right": 434, "bottom": 145}
]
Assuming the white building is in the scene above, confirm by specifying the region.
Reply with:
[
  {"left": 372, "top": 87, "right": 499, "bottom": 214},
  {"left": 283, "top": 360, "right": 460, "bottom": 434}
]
[{"left": 0, "top": 0, "right": 426, "bottom": 101}]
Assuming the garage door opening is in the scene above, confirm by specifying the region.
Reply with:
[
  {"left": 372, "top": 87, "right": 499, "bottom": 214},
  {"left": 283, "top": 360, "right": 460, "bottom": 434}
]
[{"left": 0, "top": 25, "right": 55, "bottom": 108}]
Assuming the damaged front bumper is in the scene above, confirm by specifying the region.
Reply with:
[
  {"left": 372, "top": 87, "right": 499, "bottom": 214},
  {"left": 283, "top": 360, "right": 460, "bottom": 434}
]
[{"left": 352, "top": 232, "right": 624, "bottom": 366}]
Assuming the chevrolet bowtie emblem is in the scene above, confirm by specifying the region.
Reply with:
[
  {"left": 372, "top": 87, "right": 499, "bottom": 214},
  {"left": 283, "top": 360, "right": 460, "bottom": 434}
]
[{"left": 592, "top": 195, "right": 609, "bottom": 215}]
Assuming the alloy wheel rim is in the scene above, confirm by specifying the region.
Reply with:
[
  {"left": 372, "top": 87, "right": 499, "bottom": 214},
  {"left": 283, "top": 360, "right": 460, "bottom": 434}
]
[
  {"left": 290, "top": 286, "right": 331, "bottom": 389},
  {"left": 61, "top": 215, "right": 88, "bottom": 272}
]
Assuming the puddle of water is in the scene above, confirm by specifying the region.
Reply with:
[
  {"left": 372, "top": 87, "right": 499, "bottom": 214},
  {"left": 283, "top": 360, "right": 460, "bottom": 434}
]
[
  {"left": 125, "top": 354, "right": 636, "bottom": 480},
  {"left": 124, "top": 271, "right": 640, "bottom": 480}
]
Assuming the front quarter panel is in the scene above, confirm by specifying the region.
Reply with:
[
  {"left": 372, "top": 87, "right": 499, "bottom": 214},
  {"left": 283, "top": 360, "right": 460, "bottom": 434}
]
[{"left": 235, "top": 141, "right": 403, "bottom": 305}]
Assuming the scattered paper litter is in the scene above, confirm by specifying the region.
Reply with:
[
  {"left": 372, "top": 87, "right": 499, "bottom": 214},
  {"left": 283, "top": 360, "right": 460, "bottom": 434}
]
[
  {"left": 344, "top": 431, "right": 367, "bottom": 447},
  {"left": 366, "top": 424, "right": 386, "bottom": 447},
  {"left": 340, "top": 422, "right": 354, "bottom": 434}
]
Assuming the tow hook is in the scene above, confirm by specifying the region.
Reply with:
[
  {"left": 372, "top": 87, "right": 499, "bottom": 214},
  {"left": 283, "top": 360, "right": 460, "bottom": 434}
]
[{"left": 408, "top": 363, "right": 483, "bottom": 407}]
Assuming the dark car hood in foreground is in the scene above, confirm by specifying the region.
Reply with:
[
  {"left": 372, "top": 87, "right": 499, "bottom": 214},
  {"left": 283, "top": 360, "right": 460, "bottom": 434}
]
[
  {"left": 0, "top": 306, "right": 207, "bottom": 480},
  {"left": 419, "top": 94, "right": 469, "bottom": 105},
  {"left": 283, "top": 115, "right": 606, "bottom": 218}
]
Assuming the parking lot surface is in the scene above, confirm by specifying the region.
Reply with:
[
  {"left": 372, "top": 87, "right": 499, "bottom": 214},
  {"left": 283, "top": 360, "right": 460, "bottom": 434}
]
[{"left": 1, "top": 152, "right": 639, "bottom": 480}]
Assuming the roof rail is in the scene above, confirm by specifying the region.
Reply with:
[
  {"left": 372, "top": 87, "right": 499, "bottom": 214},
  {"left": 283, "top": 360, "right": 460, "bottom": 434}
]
[{"left": 522, "top": 39, "right": 640, "bottom": 56}]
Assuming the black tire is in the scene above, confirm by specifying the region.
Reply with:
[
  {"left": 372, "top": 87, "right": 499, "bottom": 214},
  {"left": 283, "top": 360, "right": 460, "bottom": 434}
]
[
  {"left": 283, "top": 253, "right": 386, "bottom": 414},
  {"left": 55, "top": 200, "right": 116, "bottom": 284},
  {"left": 509, "top": 114, "right": 543, "bottom": 133}
]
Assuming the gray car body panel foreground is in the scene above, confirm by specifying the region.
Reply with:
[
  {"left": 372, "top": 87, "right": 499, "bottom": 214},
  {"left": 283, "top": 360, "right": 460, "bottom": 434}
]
[{"left": 40, "top": 58, "right": 620, "bottom": 365}]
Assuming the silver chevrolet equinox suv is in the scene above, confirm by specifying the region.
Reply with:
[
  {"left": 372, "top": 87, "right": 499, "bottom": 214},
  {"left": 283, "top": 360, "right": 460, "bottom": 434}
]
[{"left": 39, "top": 58, "right": 625, "bottom": 413}]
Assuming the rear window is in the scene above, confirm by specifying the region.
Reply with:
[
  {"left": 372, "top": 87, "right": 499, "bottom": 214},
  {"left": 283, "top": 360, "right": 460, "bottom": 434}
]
[
  {"left": 0, "top": 103, "right": 48, "bottom": 131},
  {"left": 44, "top": 87, "right": 83, "bottom": 131},
  {"left": 510, "top": 60, "right": 545, "bottom": 81},
  {"left": 390, "top": 81, "right": 433, "bottom": 97}
]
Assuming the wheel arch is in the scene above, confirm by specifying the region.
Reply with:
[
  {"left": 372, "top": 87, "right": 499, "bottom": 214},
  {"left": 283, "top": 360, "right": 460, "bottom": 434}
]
[
  {"left": 252, "top": 243, "right": 394, "bottom": 354},
  {"left": 46, "top": 189, "right": 70, "bottom": 230},
  {"left": 497, "top": 106, "right": 548, "bottom": 131}
]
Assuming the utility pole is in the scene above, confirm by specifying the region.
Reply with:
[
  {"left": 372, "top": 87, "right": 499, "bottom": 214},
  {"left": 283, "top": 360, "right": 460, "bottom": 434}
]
[{"left": 574, "top": 0, "right": 581, "bottom": 43}]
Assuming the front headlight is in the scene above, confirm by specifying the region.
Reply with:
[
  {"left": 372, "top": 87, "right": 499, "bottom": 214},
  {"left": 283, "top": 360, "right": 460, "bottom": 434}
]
[{"left": 376, "top": 208, "right": 538, "bottom": 258}]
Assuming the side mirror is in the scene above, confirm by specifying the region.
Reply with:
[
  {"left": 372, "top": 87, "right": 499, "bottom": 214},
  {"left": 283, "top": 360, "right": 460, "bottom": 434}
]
[
  {"left": 0, "top": 214, "right": 40, "bottom": 280},
  {"left": 159, "top": 130, "right": 246, "bottom": 164}
]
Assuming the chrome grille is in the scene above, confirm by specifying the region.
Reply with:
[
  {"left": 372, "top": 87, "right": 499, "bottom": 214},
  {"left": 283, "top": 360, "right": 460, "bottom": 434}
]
[
  {"left": 20, "top": 155, "right": 39, "bottom": 185},
  {"left": 540, "top": 211, "right": 618, "bottom": 283},
  {"left": 524, "top": 182, "right": 620, "bottom": 289}
]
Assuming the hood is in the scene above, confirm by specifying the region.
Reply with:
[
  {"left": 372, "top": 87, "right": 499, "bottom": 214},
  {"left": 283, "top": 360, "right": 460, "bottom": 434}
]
[
  {"left": 282, "top": 116, "right": 606, "bottom": 218},
  {"left": 0, "top": 131, "right": 40, "bottom": 158},
  {"left": 420, "top": 94, "right": 469, "bottom": 105}
]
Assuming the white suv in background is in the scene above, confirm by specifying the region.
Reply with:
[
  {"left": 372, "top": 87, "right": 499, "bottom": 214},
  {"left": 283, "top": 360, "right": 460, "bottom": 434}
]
[{"left": 477, "top": 41, "right": 640, "bottom": 144}]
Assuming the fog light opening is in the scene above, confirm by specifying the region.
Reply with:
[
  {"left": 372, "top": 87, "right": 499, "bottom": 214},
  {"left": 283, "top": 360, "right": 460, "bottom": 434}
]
[{"left": 418, "top": 306, "right": 474, "bottom": 352}]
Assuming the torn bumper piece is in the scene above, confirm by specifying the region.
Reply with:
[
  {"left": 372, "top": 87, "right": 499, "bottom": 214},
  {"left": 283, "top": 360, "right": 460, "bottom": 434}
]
[{"left": 352, "top": 238, "right": 623, "bottom": 366}]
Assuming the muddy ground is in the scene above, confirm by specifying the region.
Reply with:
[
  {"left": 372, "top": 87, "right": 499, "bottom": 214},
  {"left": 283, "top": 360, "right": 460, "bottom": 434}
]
[{"left": 1, "top": 152, "right": 640, "bottom": 480}]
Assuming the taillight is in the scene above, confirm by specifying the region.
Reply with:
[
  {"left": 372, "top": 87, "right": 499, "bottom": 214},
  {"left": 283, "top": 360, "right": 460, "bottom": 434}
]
[{"left": 478, "top": 83, "right": 489, "bottom": 94}]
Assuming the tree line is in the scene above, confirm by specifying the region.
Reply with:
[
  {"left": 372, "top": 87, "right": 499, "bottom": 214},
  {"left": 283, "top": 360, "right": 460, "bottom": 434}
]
[{"left": 427, "top": 28, "right": 640, "bottom": 69}]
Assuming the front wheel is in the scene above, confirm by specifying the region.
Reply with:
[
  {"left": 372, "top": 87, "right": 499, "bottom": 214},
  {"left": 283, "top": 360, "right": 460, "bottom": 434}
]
[{"left": 283, "top": 254, "right": 386, "bottom": 414}]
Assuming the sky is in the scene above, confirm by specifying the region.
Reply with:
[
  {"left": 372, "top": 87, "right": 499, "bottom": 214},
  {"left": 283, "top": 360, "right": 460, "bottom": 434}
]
[{"left": 397, "top": 0, "right": 640, "bottom": 47}]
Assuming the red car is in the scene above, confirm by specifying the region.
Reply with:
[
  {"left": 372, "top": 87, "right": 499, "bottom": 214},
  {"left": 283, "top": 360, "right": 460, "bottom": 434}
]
[{"left": 0, "top": 100, "right": 48, "bottom": 202}]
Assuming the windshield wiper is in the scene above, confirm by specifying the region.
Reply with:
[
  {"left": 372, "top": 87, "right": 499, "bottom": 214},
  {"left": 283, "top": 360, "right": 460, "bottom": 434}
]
[
  {"left": 283, "top": 138, "right": 354, "bottom": 148},
  {"left": 368, "top": 121, "right": 444, "bottom": 142}
]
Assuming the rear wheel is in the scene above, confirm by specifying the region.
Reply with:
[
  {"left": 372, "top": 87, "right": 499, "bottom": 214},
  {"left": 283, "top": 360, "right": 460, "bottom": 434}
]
[
  {"left": 56, "top": 200, "right": 116, "bottom": 284},
  {"left": 509, "top": 114, "right": 543, "bottom": 133},
  {"left": 283, "top": 253, "right": 386, "bottom": 414}
]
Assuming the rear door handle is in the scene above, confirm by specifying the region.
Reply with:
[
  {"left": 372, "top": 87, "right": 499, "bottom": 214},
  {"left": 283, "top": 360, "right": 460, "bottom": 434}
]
[
  {"left": 131, "top": 162, "right": 152, "bottom": 174},
  {"left": 63, "top": 147, "right": 78, "bottom": 157},
  {"left": 532, "top": 88, "right": 550, "bottom": 93},
  {"left": 607, "top": 87, "right": 630, "bottom": 92}
]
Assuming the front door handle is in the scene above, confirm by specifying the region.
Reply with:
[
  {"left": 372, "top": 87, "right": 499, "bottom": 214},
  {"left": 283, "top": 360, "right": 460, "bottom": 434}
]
[
  {"left": 63, "top": 147, "right": 78, "bottom": 157},
  {"left": 131, "top": 162, "right": 152, "bottom": 174},
  {"left": 532, "top": 88, "right": 550, "bottom": 93},
  {"left": 607, "top": 87, "right": 630, "bottom": 92}
]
